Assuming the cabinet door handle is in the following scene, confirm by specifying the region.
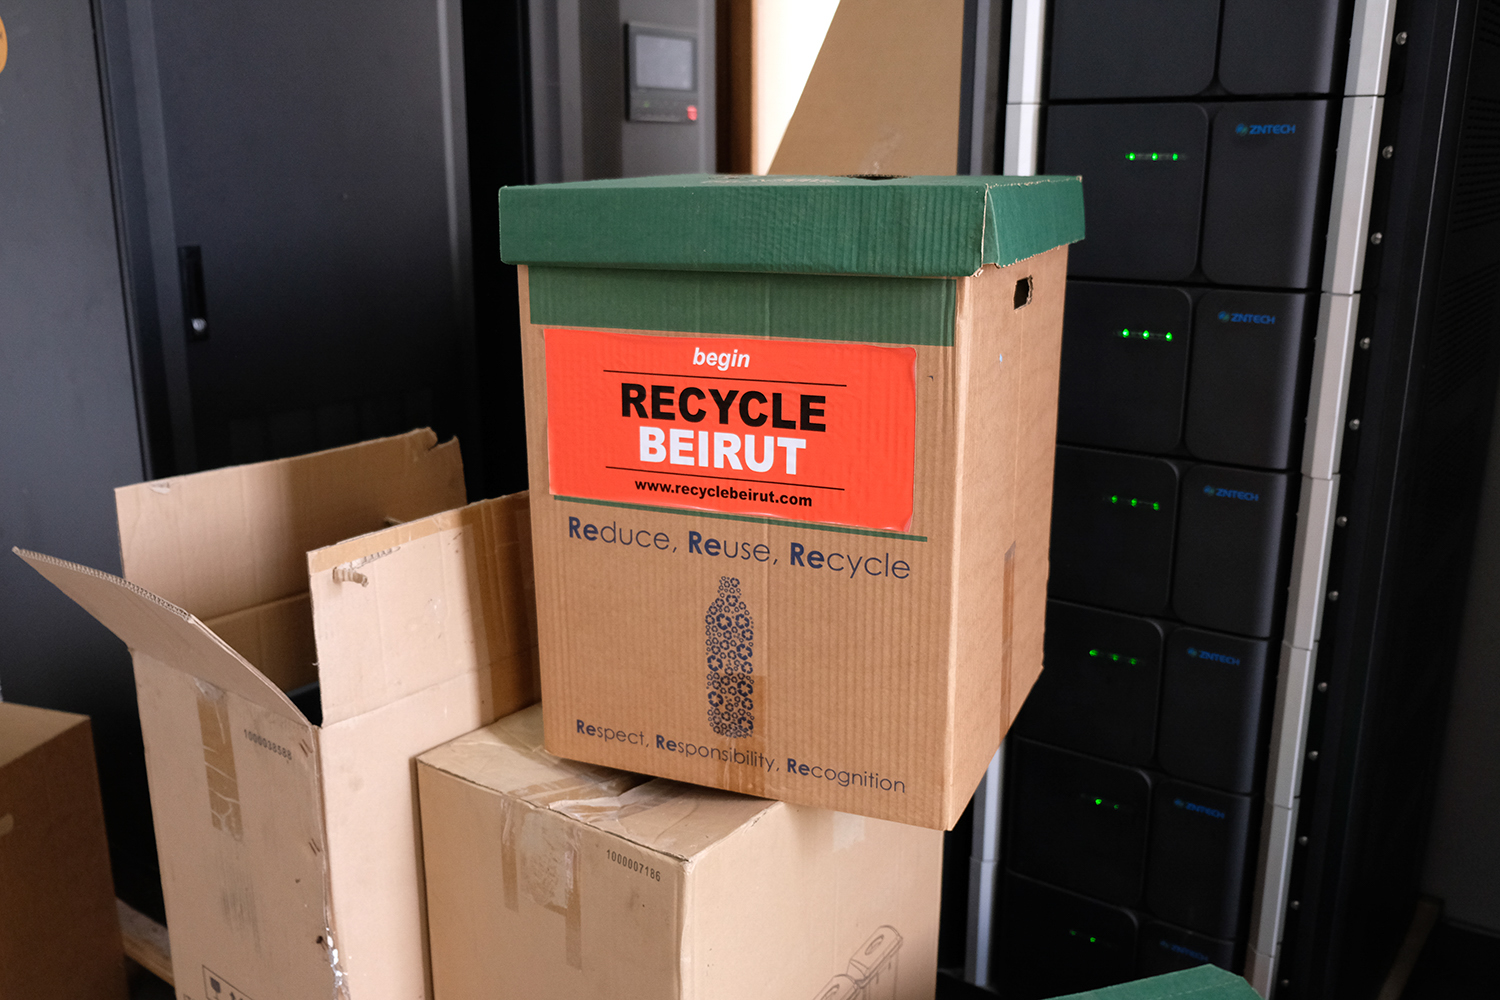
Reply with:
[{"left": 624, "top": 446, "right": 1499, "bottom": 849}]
[{"left": 178, "top": 245, "right": 209, "bottom": 341}]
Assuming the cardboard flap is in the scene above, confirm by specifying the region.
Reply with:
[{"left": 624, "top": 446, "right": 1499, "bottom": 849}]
[
  {"left": 307, "top": 492, "right": 540, "bottom": 726},
  {"left": 418, "top": 706, "right": 641, "bottom": 806},
  {"left": 316, "top": 665, "right": 524, "bottom": 997},
  {"left": 420, "top": 707, "right": 771, "bottom": 861},
  {"left": 203, "top": 593, "right": 317, "bottom": 694},
  {"left": 14, "top": 548, "right": 303, "bottom": 722},
  {"left": 115, "top": 428, "right": 466, "bottom": 621}
]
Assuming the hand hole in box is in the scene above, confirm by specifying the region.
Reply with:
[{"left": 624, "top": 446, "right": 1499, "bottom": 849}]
[{"left": 1014, "top": 276, "right": 1033, "bottom": 309}]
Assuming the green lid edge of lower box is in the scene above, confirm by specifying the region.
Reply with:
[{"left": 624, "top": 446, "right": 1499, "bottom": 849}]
[
  {"left": 1044, "top": 965, "right": 1259, "bottom": 1000},
  {"left": 500, "top": 174, "right": 1084, "bottom": 279}
]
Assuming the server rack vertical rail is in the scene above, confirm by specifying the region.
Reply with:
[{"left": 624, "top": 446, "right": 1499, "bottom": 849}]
[
  {"left": 1278, "top": 2, "right": 1500, "bottom": 997},
  {"left": 970, "top": 2, "right": 1402, "bottom": 998},
  {"left": 1248, "top": 1, "right": 1398, "bottom": 991}
]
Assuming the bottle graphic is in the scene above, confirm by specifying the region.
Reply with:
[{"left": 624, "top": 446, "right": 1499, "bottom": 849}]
[{"left": 705, "top": 576, "right": 754, "bottom": 737}]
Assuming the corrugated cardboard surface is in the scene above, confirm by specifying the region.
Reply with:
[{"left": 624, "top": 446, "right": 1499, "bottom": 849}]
[
  {"left": 499, "top": 174, "right": 1084, "bottom": 279},
  {"left": 0, "top": 703, "right": 127, "bottom": 1000},
  {"left": 768, "top": 0, "right": 964, "bottom": 176},
  {"left": 15, "top": 432, "right": 541, "bottom": 1000},
  {"left": 131, "top": 655, "right": 330, "bottom": 996},
  {"left": 527, "top": 267, "right": 960, "bottom": 345},
  {"left": 419, "top": 706, "right": 941, "bottom": 999},
  {"left": 117, "top": 428, "right": 466, "bottom": 621},
  {"left": 520, "top": 248, "right": 1067, "bottom": 828}
]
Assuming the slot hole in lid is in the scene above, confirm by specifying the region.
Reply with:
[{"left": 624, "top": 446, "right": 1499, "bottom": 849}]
[{"left": 1014, "top": 276, "right": 1034, "bottom": 309}]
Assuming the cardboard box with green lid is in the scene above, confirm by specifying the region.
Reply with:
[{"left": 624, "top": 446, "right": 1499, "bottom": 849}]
[
  {"left": 1040, "top": 965, "right": 1260, "bottom": 1000},
  {"left": 503, "top": 174, "right": 1084, "bottom": 829}
]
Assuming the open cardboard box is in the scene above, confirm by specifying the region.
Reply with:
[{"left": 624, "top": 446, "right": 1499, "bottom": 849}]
[{"left": 15, "top": 430, "right": 539, "bottom": 1000}]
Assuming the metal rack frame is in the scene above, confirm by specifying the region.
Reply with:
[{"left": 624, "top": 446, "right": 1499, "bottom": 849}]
[{"left": 966, "top": 2, "right": 1401, "bottom": 995}]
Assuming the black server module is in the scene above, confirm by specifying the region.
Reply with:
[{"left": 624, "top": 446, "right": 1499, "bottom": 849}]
[{"left": 996, "top": 1, "right": 1350, "bottom": 994}]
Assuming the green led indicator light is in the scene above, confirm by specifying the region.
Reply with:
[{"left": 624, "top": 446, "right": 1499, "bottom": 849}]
[
  {"left": 1119, "top": 328, "right": 1176, "bottom": 342},
  {"left": 1127, "top": 153, "right": 1136, "bottom": 161},
  {"left": 1106, "top": 493, "right": 1162, "bottom": 510},
  {"left": 1091, "top": 937, "right": 1098, "bottom": 943},
  {"left": 1095, "top": 798, "right": 1103, "bottom": 805},
  {"left": 1089, "top": 645, "right": 1145, "bottom": 665}
]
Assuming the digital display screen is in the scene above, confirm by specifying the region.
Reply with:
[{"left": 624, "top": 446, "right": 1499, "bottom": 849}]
[{"left": 634, "top": 33, "right": 695, "bottom": 91}]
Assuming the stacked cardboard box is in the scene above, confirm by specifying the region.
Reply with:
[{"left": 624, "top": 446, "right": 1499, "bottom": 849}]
[
  {"left": 0, "top": 702, "right": 127, "bottom": 1000},
  {"left": 417, "top": 704, "right": 941, "bottom": 1000},
  {"left": 17, "top": 172, "right": 1084, "bottom": 998},
  {"left": 410, "top": 173, "right": 1084, "bottom": 997}
]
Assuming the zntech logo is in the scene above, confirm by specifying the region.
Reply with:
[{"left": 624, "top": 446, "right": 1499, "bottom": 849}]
[
  {"left": 1236, "top": 122, "right": 1297, "bottom": 136},
  {"left": 1203, "top": 484, "right": 1261, "bottom": 502},
  {"left": 1218, "top": 310, "right": 1276, "bottom": 325},
  {"left": 1186, "top": 646, "right": 1242, "bottom": 666},
  {"left": 1174, "top": 797, "right": 1227, "bottom": 820}
]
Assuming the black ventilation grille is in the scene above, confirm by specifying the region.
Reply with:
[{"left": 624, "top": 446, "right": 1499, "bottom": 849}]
[
  {"left": 1477, "top": 1, "right": 1500, "bottom": 50},
  {"left": 1423, "top": 263, "right": 1500, "bottom": 401},
  {"left": 1449, "top": 97, "right": 1500, "bottom": 232}
]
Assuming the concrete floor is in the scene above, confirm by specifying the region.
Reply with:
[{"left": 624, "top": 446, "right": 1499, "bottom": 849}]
[
  {"left": 127, "top": 966, "right": 175, "bottom": 1000},
  {"left": 1402, "top": 920, "right": 1500, "bottom": 1000}
]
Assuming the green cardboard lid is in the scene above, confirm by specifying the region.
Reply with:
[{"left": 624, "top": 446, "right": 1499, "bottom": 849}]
[
  {"left": 1044, "top": 966, "right": 1260, "bottom": 1000},
  {"left": 499, "top": 173, "right": 1084, "bottom": 278}
]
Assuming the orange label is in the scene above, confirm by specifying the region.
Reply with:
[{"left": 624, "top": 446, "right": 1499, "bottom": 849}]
[{"left": 545, "top": 328, "right": 917, "bottom": 531}]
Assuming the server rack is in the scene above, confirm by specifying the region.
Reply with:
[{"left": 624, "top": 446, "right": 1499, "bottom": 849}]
[
  {"left": 998, "top": 1, "right": 1365, "bottom": 990},
  {"left": 1278, "top": 3, "right": 1500, "bottom": 997},
  {"left": 937, "top": 2, "right": 1424, "bottom": 997}
]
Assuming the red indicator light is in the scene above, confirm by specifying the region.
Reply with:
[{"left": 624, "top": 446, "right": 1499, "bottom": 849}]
[{"left": 687, "top": 105, "right": 698, "bottom": 121}]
